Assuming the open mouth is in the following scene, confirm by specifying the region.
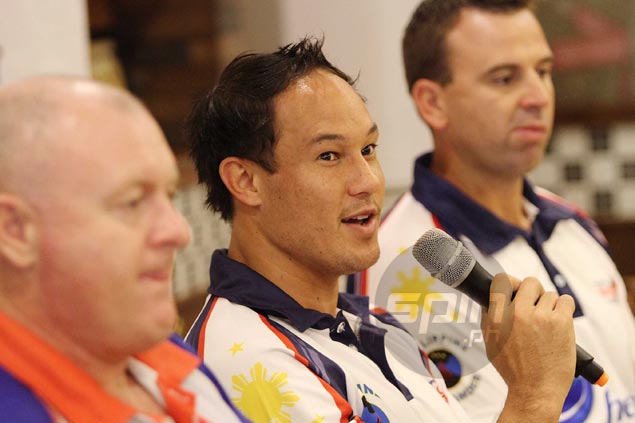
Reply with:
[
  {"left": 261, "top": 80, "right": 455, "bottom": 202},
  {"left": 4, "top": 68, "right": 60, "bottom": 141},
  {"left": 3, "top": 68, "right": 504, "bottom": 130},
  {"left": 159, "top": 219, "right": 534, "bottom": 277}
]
[{"left": 342, "top": 214, "right": 373, "bottom": 226}]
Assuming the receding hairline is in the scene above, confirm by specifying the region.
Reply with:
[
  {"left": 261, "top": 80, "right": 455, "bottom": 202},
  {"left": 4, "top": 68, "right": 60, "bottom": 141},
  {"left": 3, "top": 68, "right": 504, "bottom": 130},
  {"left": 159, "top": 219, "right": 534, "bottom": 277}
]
[
  {"left": 0, "top": 75, "right": 146, "bottom": 118},
  {"left": 0, "top": 76, "right": 149, "bottom": 191}
]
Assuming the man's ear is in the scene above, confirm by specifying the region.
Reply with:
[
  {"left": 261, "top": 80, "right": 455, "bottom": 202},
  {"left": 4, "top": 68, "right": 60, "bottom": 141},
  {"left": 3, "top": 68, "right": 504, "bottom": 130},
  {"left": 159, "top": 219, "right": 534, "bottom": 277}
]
[
  {"left": 218, "top": 157, "right": 264, "bottom": 208},
  {"left": 0, "top": 194, "right": 39, "bottom": 268},
  {"left": 411, "top": 78, "right": 449, "bottom": 130}
]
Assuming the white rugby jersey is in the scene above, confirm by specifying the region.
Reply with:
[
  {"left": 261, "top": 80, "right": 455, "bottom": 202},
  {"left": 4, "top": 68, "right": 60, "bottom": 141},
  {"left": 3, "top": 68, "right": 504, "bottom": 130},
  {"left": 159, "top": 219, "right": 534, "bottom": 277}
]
[
  {"left": 186, "top": 249, "right": 471, "bottom": 423},
  {"left": 353, "top": 153, "right": 635, "bottom": 423}
]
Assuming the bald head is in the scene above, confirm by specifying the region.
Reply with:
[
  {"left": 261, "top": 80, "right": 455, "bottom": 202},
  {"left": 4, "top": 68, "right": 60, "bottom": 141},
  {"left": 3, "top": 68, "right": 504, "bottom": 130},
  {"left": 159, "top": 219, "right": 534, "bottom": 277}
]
[
  {"left": 0, "top": 76, "right": 188, "bottom": 357},
  {"left": 0, "top": 76, "right": 151, "bottom": 193}
]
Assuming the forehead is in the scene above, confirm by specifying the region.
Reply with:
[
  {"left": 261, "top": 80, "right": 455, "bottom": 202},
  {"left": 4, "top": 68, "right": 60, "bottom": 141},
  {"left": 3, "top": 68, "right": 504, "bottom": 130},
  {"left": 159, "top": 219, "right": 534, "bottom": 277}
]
[
  {"left": 446, "top": 8, "right": 551, "bottom": 70},
  {"left": 38, "top": 102, "right": 177, "bottom": 200},
  {"left": 272, "top": 69, "right": 374, "bottom": 147}
]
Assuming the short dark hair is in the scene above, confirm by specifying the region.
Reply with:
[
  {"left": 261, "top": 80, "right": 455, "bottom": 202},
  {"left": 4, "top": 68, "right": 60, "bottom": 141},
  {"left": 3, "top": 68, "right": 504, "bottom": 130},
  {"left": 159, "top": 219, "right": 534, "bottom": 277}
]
[
  {"left": 403, "top": 0, "right": 533, "bottom": 90},
  {"left": 189, "top": 36, "right": 355, "bottom": 222}
]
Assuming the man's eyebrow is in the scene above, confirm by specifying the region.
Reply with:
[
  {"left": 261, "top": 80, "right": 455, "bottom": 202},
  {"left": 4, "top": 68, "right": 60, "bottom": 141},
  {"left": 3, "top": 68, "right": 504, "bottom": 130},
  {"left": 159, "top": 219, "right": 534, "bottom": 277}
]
[
  {"left": 310, "top": 123, "right": 378, "bottom": 144},
  {"left": 483, "top": 56, "right": 554, "bottom": 77},
  {"left": 367, "top": 123, "right": 379, "bottom": 136}
]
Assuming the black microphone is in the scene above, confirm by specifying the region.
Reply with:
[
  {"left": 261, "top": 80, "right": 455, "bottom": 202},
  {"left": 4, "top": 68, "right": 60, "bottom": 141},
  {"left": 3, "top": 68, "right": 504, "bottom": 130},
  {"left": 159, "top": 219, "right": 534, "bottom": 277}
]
[{"left": 411, "top": 228, "right": 608, "bottom": 387}]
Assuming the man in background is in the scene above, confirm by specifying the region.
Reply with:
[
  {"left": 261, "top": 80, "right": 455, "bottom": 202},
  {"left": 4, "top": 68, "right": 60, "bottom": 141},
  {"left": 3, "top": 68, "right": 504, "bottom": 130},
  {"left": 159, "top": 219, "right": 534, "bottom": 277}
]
[
  {"left": 186, "top": 37, "right": 577, "bottom": 423},
  {"left": 0, "top": 76, "right": 249, "bottom": 422},
  {"left": 357, "top": 1, "right": 635, "bottom": 421}
]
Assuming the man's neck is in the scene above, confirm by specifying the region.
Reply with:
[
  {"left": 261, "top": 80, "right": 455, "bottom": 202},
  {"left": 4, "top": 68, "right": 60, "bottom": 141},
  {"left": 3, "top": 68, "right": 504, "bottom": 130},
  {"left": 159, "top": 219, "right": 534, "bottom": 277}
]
[
  {"left": 227, "top": 231, "right": 340, "bottom": 317},
  {"left": 430, "top": 159, "right": 531, "bottom": 231}
]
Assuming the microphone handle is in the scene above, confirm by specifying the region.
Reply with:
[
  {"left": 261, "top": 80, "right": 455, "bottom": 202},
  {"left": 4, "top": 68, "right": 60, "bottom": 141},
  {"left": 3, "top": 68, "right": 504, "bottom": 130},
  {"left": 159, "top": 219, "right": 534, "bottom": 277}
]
[{"left": 454, "top": 261, "right": 607, "bottom": 386}]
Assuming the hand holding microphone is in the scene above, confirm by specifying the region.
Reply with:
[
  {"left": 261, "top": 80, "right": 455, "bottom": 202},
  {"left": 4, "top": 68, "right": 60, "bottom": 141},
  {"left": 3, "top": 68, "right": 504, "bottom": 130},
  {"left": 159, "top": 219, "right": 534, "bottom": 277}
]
[{"left": 411, "top": 228, "right": 608, "bottom": 388}]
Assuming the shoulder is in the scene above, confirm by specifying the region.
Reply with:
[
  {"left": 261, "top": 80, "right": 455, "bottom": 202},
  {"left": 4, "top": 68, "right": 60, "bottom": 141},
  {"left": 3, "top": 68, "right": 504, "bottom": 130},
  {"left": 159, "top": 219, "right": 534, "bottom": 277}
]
[
  {"left": 0, "top": 366, "right": 54, "bottom": 421},
  {"left": 190, "top": 297, "right": 306, "bottom": 363},
  {"left": 380, "top": 191, "right": 434, "bottom": 229},
  {"left": 534, "top": 186, "right": 590, "bottom": 218},
  {"left": 189, "top": 302, "right": 359, "bottom": 423},
  {"left": 361, "top": 192, "right": 437, "bottom": 296},
  {"left": 535, "top": 186, "right": 608, "bottom": 247}
]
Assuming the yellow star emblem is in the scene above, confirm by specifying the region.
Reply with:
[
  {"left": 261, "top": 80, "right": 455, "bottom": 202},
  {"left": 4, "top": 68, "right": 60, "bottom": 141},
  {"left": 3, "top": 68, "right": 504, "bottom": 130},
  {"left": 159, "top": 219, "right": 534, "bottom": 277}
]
[{"left": 229, "top": 342, "right": 244, "bottom": 356}]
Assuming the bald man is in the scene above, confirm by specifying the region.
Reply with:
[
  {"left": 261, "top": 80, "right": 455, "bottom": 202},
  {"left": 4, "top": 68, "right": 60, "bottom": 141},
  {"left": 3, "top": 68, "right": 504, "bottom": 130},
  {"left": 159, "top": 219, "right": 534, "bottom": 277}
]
[{"left": 0, "top": 76, "right": 250, "bottom": 422}]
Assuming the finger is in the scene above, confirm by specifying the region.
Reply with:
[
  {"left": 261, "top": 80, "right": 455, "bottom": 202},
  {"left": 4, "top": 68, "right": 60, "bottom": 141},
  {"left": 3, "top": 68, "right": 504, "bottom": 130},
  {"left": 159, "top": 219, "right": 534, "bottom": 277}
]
[
  {"left": 503, "top": 274, "right": 522, "bottom": 292},
  {"left": 535, "top": 291, "right": 559, "bottom": 311},
  {"left": 512, "top": 277, "right": 544, "bottom": 310},
  {"left": 489, "top": 274, "right": 513, "bottom": 325},
  {"left": 554, "top": 294, "right": 576, "bottom": 317}
]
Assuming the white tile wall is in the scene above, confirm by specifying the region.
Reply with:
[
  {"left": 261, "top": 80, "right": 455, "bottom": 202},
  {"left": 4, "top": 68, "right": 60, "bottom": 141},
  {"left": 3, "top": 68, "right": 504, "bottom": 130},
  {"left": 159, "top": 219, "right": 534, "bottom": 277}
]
[
  {"left": 617, "top": 185, "right": 635, "bottom": 217},
  {"left": 531, "top": 122, "right": 635, "bottom": 219},
  {"left": 613, "top": 125, "right": 635, "bottom": 155},
  {"left": 549, "top": 126, "right": 592, "bottom": 157},
  {"left": 172, "top": 184, "right": 231, "bottom": 301}
]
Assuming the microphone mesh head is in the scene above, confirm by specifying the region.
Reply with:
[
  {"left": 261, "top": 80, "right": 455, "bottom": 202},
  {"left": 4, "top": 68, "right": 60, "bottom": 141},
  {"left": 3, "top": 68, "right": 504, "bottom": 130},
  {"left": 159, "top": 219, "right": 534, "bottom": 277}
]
[{"left": 412, "top": 228, "right": 475, "bottom": 286}]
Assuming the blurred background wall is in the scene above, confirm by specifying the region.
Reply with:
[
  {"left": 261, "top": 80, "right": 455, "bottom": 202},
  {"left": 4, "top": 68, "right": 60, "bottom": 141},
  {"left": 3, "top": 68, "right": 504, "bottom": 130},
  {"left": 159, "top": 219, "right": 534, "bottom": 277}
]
[
  {"left": 2, "top": 0, "right": 634, "bottom": 326},
  {"left": 0, "top": 0, "right": 91, "bottom": 82}
]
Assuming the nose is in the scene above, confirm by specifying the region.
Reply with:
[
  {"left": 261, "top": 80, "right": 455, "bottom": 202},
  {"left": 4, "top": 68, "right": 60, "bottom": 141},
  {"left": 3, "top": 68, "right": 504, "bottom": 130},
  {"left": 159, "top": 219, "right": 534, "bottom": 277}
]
[
  {"left": 519, "top": 70, "right": 553, "bottom": 111},
  {"left": 347, "top": 155, "right": 385, "bottom": 199},
  {"left": 151, "top": 197, "right": 192, "bottom": 249}
]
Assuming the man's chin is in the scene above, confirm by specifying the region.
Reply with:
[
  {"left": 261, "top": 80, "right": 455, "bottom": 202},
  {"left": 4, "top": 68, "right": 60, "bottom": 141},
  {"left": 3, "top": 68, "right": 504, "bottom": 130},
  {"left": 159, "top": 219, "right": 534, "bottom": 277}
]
[
  {"left": 144, "top": 304, "right": 178, "bottom": 344},
  {"left": 344, "top": 248, "right": 381, "bottom": 276}
]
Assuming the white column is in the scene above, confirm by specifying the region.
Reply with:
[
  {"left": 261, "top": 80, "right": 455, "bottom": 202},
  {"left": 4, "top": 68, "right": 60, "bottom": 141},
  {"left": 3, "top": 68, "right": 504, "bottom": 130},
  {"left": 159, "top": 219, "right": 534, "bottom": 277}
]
[{"left": 0, "top": 0, "right": 91, "bottom": 85}]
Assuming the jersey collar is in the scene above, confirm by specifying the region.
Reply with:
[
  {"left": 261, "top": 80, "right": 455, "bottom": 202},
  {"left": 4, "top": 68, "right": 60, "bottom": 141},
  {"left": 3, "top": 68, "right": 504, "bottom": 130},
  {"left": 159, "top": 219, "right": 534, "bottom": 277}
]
[
  {"left": 410, "top": 152, "right": 582, "bottom": 254},
  {"left": 209, "top": 249, "right": 370, "bottom": 332}
]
